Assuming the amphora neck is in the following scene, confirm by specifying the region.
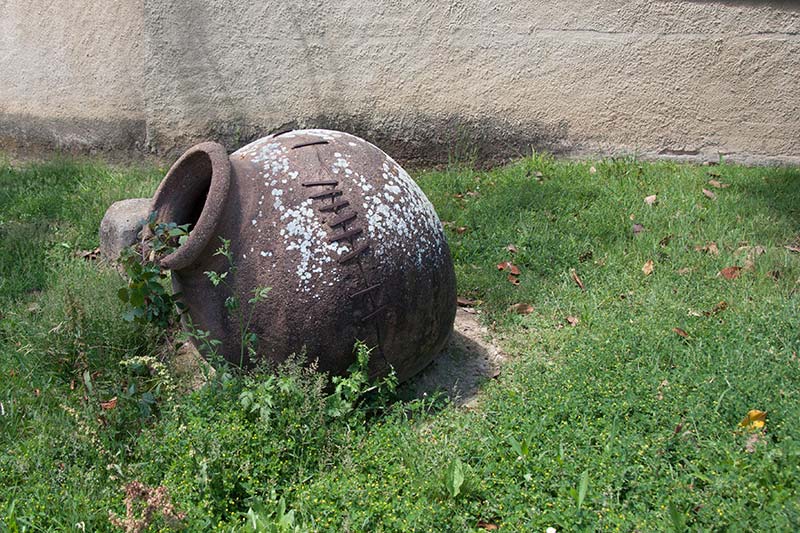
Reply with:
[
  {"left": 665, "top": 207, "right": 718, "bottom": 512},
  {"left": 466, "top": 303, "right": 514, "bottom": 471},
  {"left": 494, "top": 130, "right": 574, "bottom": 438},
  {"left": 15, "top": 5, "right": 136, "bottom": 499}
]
[{"left": 150, "top": 142, "right": 231, "bottom": 271}]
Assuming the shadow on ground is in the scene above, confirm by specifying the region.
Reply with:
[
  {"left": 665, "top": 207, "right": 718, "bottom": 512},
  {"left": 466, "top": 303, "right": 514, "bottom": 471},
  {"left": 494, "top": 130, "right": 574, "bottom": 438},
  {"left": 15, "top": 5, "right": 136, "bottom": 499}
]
[{"left": 403, "top": 308, "right": 507, "bottom": 406}]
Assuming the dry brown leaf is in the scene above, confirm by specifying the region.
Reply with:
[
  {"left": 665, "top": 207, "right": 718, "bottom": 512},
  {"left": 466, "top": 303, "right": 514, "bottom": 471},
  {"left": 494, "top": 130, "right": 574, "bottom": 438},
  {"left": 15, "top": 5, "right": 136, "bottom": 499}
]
[
  {"left": 695, "top": 242, "right": 719, "bottom": 256},
  {"left": 644, "top": 194, "right": 657, "bottom": 206},
  {"left": 703, "top": 301, "right": 728, "bottom": 316},
  {"left": 508, "top": 303, "right": 534, "bottom": 315},
  {"left": 507, "top": 274, "right": 520, "bottom": 286},
  {"left": 566, "top": 315, "right": 580, "bottom": 326},
  {"left": 570, "top": 269, "right": 585, "bottom": 290},
  {"left": 632, "top": 223, "right": 645, "bottom": 235},
  {"left": 785, "top": 245, "right": 800, "bottom": 254},
  {"left": 453, "top": 193, "right": 464, "bottom": 199},
  {"left": 702, "top": 188, "right": 717, "bottom": 200},
  {"left": 456, "top": 226, "right": 468, "bottom": 234},
  {"left": 100, "top": 397, "right": 118, "bottom": 411},
  {"left": 673, "top": 327, "right": 689, "bottom": 338},
  {"left": 657, "top": 379, "right": 669, "bottom": 400},
  {"left": 642, "top": 260, "right": 654, "bottom": 276},
  {"left": 457, "top": 297, "right": 477, "bottom": 307},
  {"left": 477, "top": 522, "right": 499, "bottom": 531},
  {"left": 708, "top": 179, "right": 730, "bottom": 189},
  {"left": 76, "top": 247, "right": 100, "bottom": 261},
  {"left": 719, "top": 266, "right": 742, "bottom": 280},
  {"left": 506, "top": 244, "right": 518, "bottom": 254},
  {"left": 497, "top": 261, "right": 521, "bottom": 275}
]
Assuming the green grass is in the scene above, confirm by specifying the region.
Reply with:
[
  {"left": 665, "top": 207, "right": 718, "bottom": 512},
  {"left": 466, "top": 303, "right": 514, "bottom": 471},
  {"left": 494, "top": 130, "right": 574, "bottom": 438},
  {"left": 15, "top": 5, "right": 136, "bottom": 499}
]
[{"left": 1, "top": 153, "right": 799, "bottom": 531}]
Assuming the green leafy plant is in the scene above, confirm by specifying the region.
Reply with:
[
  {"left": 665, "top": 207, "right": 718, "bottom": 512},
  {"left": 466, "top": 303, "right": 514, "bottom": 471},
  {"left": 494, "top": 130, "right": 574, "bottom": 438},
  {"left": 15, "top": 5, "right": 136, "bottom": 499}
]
[
  {"left": 205, "top": 237, "right": 271, "bottom": 368},
  {"left": 241, "top": 499, "right": 302, "bottom": 533},
  {"left": 325, "top": 341, "right": 398, "bottom": 420},
  {"left": 117, "top": 212, "right": 190, "bottom": 328},
  {"left": 444, "top": 457, "right": 465, "bottom": 499}
]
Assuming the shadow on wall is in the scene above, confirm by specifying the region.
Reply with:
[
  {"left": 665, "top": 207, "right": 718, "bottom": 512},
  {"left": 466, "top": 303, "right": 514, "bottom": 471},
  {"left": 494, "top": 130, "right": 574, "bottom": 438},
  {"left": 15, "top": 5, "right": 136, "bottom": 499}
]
[{"left": 194, "top": 112, "right": 574, "bottom": 168}]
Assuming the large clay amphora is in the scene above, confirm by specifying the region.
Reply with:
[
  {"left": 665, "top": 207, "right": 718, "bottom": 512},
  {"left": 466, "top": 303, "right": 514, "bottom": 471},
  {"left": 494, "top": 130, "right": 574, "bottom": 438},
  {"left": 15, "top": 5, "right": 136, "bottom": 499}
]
[{"left": 150, "top": 129, "right": 456, "bottom": 381}]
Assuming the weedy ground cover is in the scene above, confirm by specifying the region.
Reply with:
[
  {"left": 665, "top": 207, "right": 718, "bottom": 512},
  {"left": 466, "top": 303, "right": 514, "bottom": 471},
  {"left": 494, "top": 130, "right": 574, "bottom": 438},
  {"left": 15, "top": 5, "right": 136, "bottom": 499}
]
[{"left": 1, "top": 154, "right": 798, "bottom": 531}]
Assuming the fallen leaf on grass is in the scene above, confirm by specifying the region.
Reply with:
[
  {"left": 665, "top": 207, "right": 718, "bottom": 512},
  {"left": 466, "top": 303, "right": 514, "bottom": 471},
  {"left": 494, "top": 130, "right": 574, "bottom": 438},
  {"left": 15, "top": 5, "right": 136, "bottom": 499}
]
[
  {"left": 457, "top": 297, "right": 477, "bottom": 307},
  {"left": 644, "top": 194, "right": 657, "bottom": 206},
  {"left": 719, "top": 266, "right": 742, "bottom": 280},
  {"left": 642, "top": 260, "right": 654, "bottom": 276},
  {"left": 76, "top": 247, "right": 100, "bottom": 261},
  {"left": 739, "top": 409, "right": 766, "bottom": 431},
  {"left": 695, "top": 242, "right": 719, "bottom": 256},
  {"left": 673, "top": 327, "right": 689, "bottom": 338},
  {"left": 785, "top": 245, "right": 800, "bottom": 254},
  {"left": 737, "top": 245, "right": 765, "bottom": 258},
  {"left": 702, "top": 188, "right": 717, "bottom": 200},
  {"left": 456, "top": 226, "right": 468, "bottom": 234},
  {"left": 497, "top": 261, "right": 521, "bottom": 275},
  {"left": 632, "top": 223, "right": 645, "bottom": 235},
  {"left": 708, "top": 179, "right": 730, "bottom": 189},
  {"left": 506, "top": 244, "right": 518, "bottom": 254},
  {"left": 570, "top": 269, "right": 585, "bottom": 290},
  {"left": 507, "top": 274, "right": 520, "bottom": 286},
  {"left": 656, "top": 379, "right": 669, "bottom": 401},
  {"left": 566, "top": 315, "right": 580, "bottom": 326},
  {"left": 508, "top": 303, "right": 534, "bottom": 315},
  {"left": 477, "top": 521, "right": 499, "bottom": 531},
  {"left": 100, "top": 397, "right": 118, "bottom": 411},
  {"left": 703, "top": 301, "right": 728, "bottom": 316}
]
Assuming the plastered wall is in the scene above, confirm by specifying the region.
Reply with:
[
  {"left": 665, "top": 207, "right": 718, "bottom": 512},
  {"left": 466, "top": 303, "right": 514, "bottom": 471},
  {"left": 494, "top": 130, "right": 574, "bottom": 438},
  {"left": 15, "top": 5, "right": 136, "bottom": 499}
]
[{"left": 2, "top": 1, "right": 798, "bottom": 164}]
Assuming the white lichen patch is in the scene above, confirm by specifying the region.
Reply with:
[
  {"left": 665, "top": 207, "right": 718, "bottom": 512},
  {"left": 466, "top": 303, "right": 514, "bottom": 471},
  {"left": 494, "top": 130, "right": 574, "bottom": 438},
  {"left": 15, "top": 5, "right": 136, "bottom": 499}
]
[
  {"left": 278, "top": 199, "right": 349, "bottom": 290},
  {"left": 351, "top": 158, "right": 447, "bottom": 268},
  {"left": 232, "top": 129, "right": 447, "bottom": 291}
]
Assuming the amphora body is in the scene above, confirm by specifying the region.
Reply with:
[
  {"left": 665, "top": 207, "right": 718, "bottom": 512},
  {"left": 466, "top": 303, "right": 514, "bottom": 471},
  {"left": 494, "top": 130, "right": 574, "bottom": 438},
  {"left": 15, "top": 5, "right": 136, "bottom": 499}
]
[{"left": 151, "top": 129, "right": 456, "bottom": 381}]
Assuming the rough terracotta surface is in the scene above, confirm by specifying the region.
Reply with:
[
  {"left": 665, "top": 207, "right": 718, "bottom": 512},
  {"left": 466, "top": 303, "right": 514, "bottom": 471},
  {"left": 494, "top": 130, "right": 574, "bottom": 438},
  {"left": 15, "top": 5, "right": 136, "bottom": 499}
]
[
  {"left": 2, "top": 1, "right": 799, "bottom": 164},
  {"left": 151, "top": 129, "right": 456, "bottom": 382}
]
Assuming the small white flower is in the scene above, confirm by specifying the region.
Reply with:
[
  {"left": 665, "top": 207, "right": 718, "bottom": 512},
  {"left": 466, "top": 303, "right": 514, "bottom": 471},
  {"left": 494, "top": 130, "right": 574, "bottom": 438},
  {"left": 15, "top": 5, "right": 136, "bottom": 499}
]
[{"left": 546, "top": 528, "right": 557, "bottom": 533}]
